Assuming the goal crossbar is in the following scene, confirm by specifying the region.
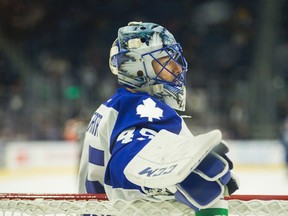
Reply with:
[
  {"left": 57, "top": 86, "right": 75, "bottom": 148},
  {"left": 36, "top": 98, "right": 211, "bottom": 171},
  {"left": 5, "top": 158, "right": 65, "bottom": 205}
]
[{"left": 2, "top": 193, "right": 288, "bottom": 200}]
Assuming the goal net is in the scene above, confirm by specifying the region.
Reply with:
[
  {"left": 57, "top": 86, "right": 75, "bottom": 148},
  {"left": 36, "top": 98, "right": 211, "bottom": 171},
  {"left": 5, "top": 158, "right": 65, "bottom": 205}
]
[{"left": 1, "top": 193, "right": 288, "bottom": 216}]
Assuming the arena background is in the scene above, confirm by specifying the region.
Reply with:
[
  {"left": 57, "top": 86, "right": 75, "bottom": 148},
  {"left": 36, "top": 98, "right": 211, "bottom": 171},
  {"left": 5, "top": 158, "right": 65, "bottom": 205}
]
[{"left": 0, "top": 0, "right": 288, "bottom": 195}]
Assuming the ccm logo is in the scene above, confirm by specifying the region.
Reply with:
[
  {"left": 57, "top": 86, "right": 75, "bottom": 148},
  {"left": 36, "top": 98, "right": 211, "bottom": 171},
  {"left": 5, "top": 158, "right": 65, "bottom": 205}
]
[{"left": 138, "top": 165, "right": 177, "bottom": 177}]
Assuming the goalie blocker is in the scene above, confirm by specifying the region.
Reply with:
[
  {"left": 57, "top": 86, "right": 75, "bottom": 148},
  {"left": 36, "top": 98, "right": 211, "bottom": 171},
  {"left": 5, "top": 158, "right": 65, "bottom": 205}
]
[{"left": 124, "top": 129, "right": 239, "bottom": 211}]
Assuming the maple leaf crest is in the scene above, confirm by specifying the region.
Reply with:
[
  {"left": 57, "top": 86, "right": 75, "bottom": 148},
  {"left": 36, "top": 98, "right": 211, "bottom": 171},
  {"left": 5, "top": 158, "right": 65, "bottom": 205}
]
[{"left": 136, "top": 98, "right": 163, "bottom": 122}]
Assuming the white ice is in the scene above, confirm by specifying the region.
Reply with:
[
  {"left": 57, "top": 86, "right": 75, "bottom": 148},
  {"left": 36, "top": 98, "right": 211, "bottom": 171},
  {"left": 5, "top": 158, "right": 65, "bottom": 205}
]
[
  {"left": 0, "top": 166, "right": 288, "bottom": 216},
  {"left": 0, "top": 165, "right": 288, "bottom": 195}
]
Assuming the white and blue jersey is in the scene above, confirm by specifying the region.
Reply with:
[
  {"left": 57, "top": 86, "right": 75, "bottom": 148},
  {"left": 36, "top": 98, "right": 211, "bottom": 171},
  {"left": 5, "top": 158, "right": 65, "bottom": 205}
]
[{"left": 78, "top": 87, "right": 192, "bottom": 201}]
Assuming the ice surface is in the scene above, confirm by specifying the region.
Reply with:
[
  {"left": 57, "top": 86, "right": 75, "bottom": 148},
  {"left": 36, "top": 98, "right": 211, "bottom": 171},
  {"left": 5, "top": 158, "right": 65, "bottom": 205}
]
[
  {"left": 0, "top": 165, "right": 287, "bottom": 195},
  {"left": 0, "top": 166, "right": 288, "bottom": 216}
]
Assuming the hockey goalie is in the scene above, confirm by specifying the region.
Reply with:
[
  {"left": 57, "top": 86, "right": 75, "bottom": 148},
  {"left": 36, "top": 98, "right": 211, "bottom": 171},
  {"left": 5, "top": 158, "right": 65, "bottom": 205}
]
[{"left": 78, "top": 21, "right": 239, "bottom": 215}]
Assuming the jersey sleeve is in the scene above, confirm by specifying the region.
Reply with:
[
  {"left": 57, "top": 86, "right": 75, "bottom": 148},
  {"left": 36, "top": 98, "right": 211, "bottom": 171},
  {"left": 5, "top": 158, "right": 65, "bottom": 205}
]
[
  {"left": 105, "top": 127, "right": 153, "bottom": 193},
  {"left": 103, "top": 92, "right": 186, "bottom": 200}
]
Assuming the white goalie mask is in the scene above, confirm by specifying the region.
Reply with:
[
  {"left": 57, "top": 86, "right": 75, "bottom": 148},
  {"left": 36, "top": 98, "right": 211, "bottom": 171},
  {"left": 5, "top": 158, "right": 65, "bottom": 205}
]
[{"left": 109, "top": 21, "right": 188, "bottom": 111}]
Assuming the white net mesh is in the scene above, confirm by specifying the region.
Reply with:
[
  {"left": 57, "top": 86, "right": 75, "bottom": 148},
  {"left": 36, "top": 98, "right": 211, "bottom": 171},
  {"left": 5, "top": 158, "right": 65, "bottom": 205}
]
[
  {"left": 228, "top": 199, "right": 288, "bottom": 216},
  {"left": 1, "top": 194, "right": 288, "bottom": 216}
]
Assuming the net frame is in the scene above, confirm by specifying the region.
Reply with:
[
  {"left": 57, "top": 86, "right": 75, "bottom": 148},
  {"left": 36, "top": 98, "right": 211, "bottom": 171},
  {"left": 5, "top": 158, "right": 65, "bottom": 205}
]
[{"left": 1, "top": 193, "right": 288, "bottom": 216}]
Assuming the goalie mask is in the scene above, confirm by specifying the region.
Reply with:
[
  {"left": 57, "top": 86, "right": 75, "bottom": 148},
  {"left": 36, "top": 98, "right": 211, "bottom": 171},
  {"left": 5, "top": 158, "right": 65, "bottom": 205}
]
[{"left": 109, "top": 21, "right": 188, "bottom": 111}]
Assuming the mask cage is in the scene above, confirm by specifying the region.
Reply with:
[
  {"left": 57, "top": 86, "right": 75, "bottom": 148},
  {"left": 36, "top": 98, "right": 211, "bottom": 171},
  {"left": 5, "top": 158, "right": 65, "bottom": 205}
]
[{"left": 142, "top": 43, "right": 188, "bottom": 87}]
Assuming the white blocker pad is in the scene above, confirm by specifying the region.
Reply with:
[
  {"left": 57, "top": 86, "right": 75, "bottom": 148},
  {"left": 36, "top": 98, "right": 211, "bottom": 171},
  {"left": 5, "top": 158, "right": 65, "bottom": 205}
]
[{"left": 124, "top": 129, "right": 222, "bottom": 188}]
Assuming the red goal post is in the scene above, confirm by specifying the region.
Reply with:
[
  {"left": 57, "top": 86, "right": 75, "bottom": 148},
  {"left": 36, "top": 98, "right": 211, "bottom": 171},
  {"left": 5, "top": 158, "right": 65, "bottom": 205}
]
[{"left": 1, "top": 193, "right": 288, "bottom": 216}]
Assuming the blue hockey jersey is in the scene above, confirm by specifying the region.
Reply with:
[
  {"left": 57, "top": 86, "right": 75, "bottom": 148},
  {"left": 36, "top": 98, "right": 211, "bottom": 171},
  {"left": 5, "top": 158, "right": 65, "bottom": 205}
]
[{"left": 78, "top": 87, "right": 192, "bottom": 201}]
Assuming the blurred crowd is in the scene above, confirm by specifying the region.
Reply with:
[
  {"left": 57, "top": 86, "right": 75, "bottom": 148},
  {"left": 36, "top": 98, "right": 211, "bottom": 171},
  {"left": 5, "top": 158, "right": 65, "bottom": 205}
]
[{"left": 0, "top": 0, "right": 287, "bottom": 141}]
